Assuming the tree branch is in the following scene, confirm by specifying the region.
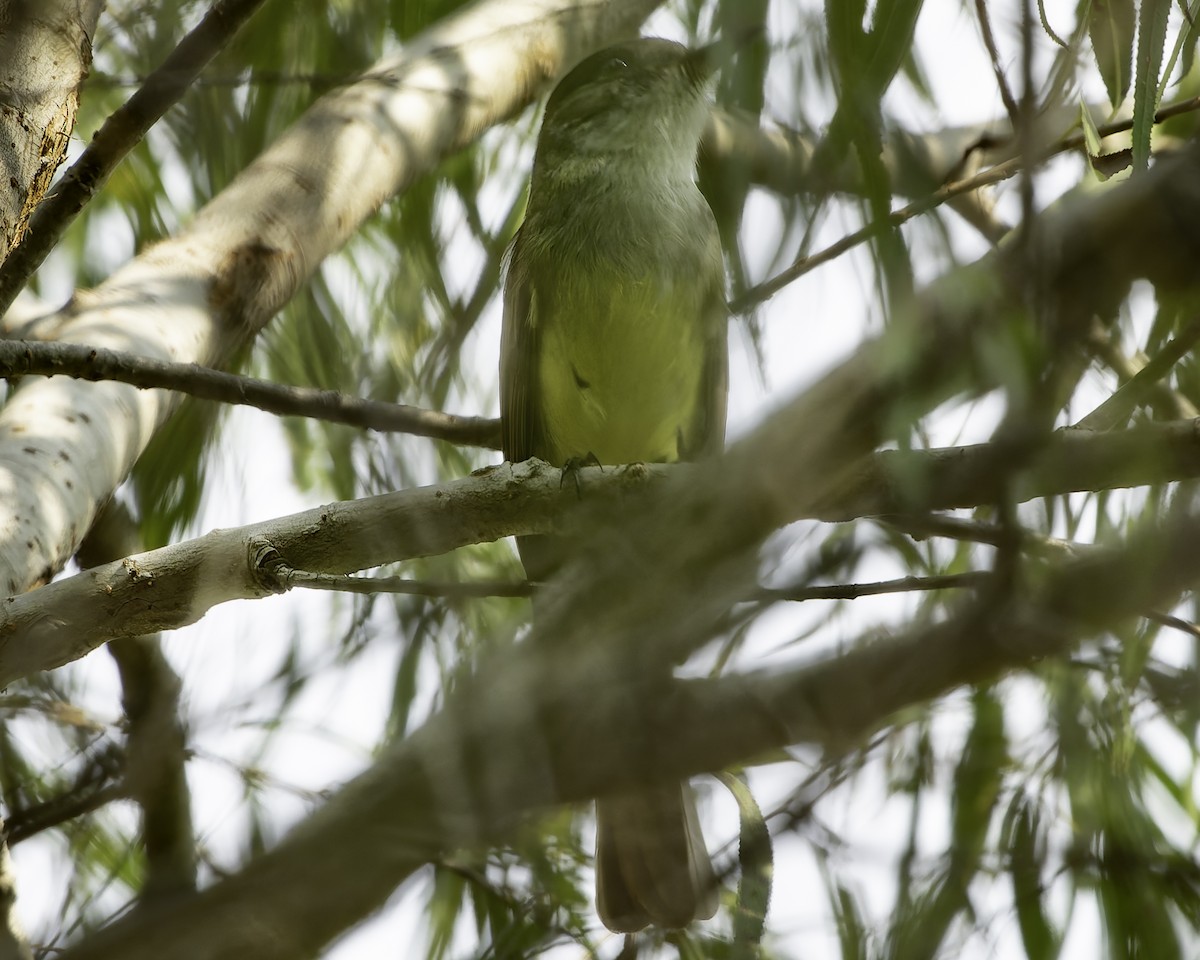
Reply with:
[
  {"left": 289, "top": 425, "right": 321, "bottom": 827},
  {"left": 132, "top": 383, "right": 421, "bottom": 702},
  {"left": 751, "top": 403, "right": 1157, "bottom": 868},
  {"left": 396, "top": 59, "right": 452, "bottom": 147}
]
[
  {"left": 2, "top": 745, "right": 125, "bottom": 846},
  {"left": 0, "top": 0, "right": 270, "bottom": 316},
  {"left": 9, "top": 413, "right": 1200, "bottom": 686},
  {"left": 0, "top": 0, "right": 103, "bottom": 265},
  {"left": 760, "top": 571, "right": 992, "bottom": 601},
  {"left": 718, "top": 94, "right": 1200, "bottom": 312},
  {"left": 0, "top": 340, "right": 499, "bottom": 447}
]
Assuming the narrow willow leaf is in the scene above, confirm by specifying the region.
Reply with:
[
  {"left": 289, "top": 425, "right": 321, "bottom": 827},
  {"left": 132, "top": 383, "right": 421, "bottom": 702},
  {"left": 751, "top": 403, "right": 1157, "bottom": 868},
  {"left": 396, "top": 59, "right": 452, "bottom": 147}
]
[
  {"left": 1157, "top": 0, "right": 1200, "bottom": 101},
  {"left": 1004, "top": 796, "right": 1062, "bottom": 960},
  {"left": 950, "top": 689, "right": 1005, "bottom": 872},
  {"left": 863, "top": 0, "right": 925, "bottom": 96},
  {"left": 718, "top": 772, "right": 773, "bottom": 957},
  {"left": 1132, "top": 0, "right": 1172, "bottom": 170},
  {"left": 1080, "top": 99, "right": 1103, "bottom": 158},
  {"left": 1038, "top": 0, "right": 1070, "bottom": 47},
  {"left": 817, "top": 857, "right": 868, "bottom": 960},
  {"left": 1090, "top": 0, "right": 1137, "bottom": 108}
]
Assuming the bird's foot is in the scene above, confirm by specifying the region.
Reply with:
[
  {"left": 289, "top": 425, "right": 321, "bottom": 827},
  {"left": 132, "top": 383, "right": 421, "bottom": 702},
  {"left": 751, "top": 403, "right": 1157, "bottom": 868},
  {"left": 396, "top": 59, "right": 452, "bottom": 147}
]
[{"left": 560, "top": 453, "right": 602, "bottom": 498}]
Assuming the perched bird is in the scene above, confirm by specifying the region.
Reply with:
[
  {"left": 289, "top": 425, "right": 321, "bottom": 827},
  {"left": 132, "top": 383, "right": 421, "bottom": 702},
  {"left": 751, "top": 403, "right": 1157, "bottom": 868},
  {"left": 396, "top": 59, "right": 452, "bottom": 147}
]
[{"left": 499, "top": 38, "right": 728, "bottom": 932}]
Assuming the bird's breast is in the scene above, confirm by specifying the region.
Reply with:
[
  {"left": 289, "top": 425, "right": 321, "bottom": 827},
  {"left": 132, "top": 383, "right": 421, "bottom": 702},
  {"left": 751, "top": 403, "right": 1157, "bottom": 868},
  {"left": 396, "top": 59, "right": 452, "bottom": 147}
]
[{"left": 535, "top": 267, "right": 708, "bottom": 466}]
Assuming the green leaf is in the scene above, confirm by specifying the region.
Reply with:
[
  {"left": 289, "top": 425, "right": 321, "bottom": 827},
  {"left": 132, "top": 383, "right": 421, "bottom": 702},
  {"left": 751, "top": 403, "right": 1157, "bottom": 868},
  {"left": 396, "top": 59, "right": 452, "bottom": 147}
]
[
  {"left": 1090, "top": 0, "right": 1137, "bottom": 108},
  {"left": 863, "top": 0, "right": 925, "bottom": 97},
  {"left": 1132, "top": 0, "right": 1172, "bottom": 171},
  {"left": 1004, "top": 795, "right": 1062, "bottom": 960},
  {"left": 718, "top": 771, "right": 773, "bottom": 958},
  {"left": 950, "top": 689, "right": 1006, "bottom": 874},
  {"left": 1080, "top": 98, "right": 1104, "bottom": 159},
  {"left": 821, "top": 865, "right": 869, "bottom": 960}
]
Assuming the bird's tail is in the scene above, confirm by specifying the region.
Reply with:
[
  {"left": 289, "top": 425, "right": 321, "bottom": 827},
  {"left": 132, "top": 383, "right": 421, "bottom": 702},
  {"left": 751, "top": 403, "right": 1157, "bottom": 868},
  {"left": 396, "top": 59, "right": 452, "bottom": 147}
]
[{"left": 595, "top": 782, "right": 717, "bottom": 932}]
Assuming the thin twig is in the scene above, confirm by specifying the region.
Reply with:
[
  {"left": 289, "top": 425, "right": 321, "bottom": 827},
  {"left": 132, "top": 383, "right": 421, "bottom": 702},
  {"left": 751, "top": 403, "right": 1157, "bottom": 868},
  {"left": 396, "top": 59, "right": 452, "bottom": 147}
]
[
  {"left": 267, "top": 564, "right": 534, "bottom": 599},
  {"left": 731, "top": 93, "right": 1200, "bottom": 314},
  {"left": 759, "top": 571, "right": 992, "bottom": 602},
  {"left": 729, "top": 154, "right": 1022, "bottom": 313},
  {"left": 3, "top": 745, "right": 126, "bottom": 846},
  {"left": 0, "top": 340, "right": 500, "bottom": 448},
  {"left": 879, "top": 514, "right": 1088, "bottom": 560},
  {"left": 975, "top": 0, "right": 1021, "bottom": 123},
  {"left": 1076, "top": 315, "right": 1200, "bottom": 430},
  {"left": 0, "top": 0, "right": 270, "bottom": 316},
  {"left": 271, "top": 568, "right": 990, "bottom": 604},
  {"left": 1145, "top": 610, "right": 1200, "bottom": 639}
]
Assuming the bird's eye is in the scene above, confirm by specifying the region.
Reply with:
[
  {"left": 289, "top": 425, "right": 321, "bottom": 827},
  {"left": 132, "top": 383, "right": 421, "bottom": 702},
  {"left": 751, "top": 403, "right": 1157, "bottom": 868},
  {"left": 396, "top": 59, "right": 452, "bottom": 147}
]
[{"left": 604, "top": 56, "right": 629, "bottom": 73}]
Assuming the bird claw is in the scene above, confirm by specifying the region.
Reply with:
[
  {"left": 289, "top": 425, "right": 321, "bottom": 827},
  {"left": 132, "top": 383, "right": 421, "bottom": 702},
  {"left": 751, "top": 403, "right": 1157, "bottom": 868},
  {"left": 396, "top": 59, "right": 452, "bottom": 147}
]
[{"left": 560, "top": 453, "right": 602, "bottom": 497}]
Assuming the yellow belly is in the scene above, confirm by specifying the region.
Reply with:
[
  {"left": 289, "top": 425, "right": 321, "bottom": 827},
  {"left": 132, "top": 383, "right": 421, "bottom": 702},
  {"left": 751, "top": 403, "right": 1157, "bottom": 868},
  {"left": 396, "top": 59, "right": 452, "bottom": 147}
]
[{"left": 535, "top": 274, "right": 705, "bottom": 466}]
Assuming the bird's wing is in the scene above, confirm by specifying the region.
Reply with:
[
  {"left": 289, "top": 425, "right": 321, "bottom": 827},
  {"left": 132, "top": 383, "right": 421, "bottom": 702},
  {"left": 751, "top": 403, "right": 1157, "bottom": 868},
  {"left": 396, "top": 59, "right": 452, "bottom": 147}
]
[
  {"left": 690, "top": 226, "right": 729, "bottom": 460},
  {"left": 697, "top": 281, "right": 729, "bottom": 459},
  {"left": 500, "top": 227, "right": 541, "bottom": 464}
]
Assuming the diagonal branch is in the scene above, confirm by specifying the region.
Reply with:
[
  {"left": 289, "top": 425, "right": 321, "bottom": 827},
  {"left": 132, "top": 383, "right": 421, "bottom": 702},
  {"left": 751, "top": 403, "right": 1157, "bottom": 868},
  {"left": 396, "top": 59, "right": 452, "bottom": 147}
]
[
  {"left": 0, "top": 0, "right": 104, "bottom": 266},
  {"left": 0, "top": 0, "right": 270, "bottom": 317}
]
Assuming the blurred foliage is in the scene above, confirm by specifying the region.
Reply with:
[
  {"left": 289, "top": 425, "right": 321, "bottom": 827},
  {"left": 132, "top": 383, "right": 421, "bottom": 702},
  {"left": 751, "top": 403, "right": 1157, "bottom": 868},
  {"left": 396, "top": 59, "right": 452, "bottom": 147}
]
[{"left": 6, "top": 0, "right": 1200, "bottom": 959}]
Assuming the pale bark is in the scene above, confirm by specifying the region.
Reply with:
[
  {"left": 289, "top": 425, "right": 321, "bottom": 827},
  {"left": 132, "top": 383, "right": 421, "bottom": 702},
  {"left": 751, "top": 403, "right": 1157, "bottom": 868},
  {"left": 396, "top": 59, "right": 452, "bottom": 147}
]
[
  {"left": 9, "top": 408, "right": 1200, "bottom": 687},
  {"left": 0, "top": 0, "right": 103, "bottom": 260},
  {"left": 0, "top": 0, "right": 661, "bottom": 598},
  {"left": 0, "top": 0, "right": 269, "bottom": 314}
]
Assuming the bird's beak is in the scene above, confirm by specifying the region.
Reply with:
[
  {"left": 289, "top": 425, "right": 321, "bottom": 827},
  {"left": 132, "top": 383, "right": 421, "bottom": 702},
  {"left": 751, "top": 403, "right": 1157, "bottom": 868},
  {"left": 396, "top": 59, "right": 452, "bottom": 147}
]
[
  {"left": 683, "top": 41, "right": 726, "bottom": 83},
  {"left": 685, "top": 28, "right": 762, "bottom": 82}
]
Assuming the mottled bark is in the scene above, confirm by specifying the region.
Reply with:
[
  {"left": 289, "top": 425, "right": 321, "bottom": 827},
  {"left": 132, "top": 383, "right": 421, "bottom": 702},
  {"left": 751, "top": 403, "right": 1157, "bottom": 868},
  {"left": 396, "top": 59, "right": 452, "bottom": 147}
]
[{"left": 0, "top": 0, "right": 104, "bottom": 262}]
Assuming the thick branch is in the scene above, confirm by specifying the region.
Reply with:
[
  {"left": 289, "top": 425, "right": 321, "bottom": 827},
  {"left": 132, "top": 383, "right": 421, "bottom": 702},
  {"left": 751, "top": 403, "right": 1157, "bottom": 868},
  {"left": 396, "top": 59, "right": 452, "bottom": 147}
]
[
  {"left": 0, "top": 0, "right": 269, "bottom": 315},
  {"left": 8, "top": 416, "right": 1200, "bottom": 686},
  {"left": 0, "top": 0, "right": 104, "bottom": 262},
  {"left": 821, "top": 418, "right": 1200, "bottom": 520}
]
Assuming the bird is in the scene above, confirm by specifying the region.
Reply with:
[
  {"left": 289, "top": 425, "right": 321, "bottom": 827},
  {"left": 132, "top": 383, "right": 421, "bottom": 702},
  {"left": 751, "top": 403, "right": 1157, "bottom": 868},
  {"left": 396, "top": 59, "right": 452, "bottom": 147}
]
[{"left": 499, "top": 37, "right": 728, "bottom": 932}]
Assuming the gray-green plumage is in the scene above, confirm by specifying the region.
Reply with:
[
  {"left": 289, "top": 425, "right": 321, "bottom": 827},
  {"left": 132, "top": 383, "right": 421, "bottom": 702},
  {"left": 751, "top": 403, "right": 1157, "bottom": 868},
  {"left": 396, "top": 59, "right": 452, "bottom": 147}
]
[{"left": 500, "top": 38, "right": 727, "bottom": 932}]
